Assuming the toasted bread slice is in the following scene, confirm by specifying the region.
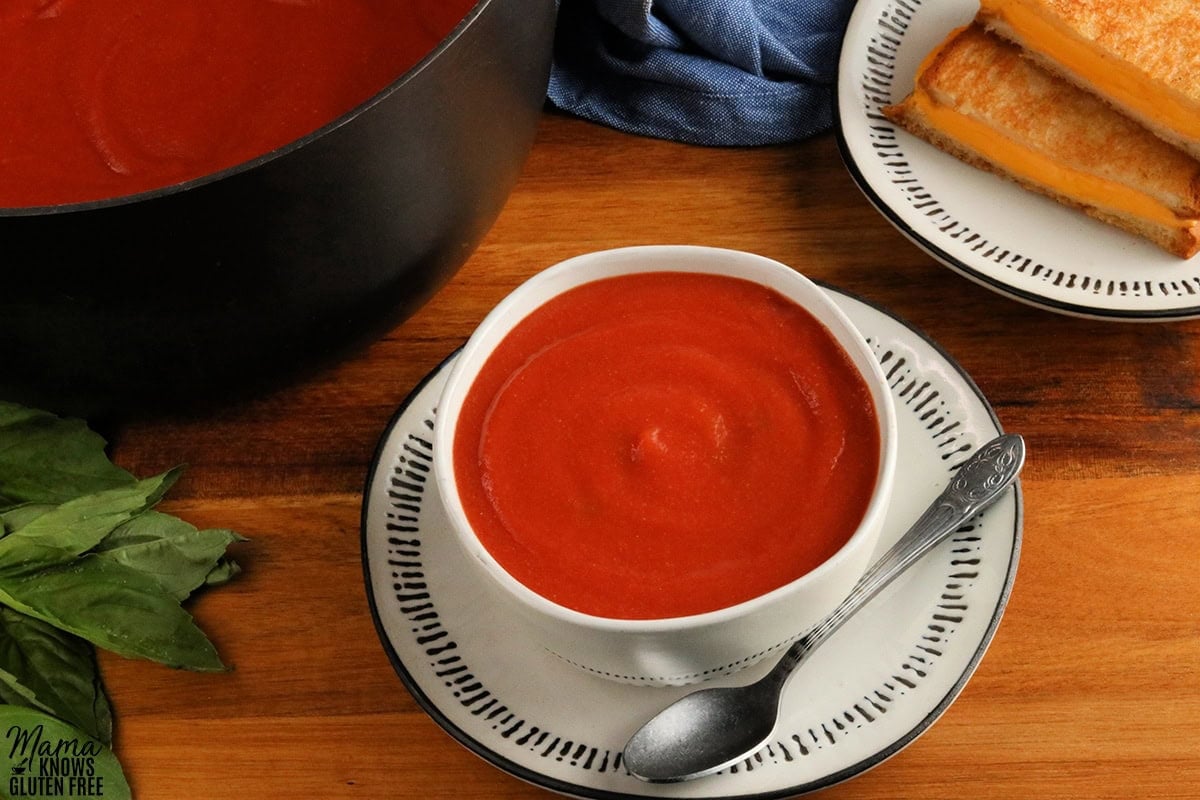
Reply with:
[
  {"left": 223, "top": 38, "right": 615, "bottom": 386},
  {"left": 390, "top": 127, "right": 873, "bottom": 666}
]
[
  {"left": 978, "top": 0, "right": 1200, "bottom": 160},
  {"left": 883, "top": 23, "right": 1200, "bottom": 258}
]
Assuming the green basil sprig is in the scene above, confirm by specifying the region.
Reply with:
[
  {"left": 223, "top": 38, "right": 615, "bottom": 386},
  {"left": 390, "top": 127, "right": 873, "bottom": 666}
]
[{"left": 0, "top": 400, "right": 246, "bottom": 789}]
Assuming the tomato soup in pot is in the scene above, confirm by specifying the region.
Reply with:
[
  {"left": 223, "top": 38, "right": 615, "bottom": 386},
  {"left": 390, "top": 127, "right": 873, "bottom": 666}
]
[
  {"left": 0, "top": 0, "right": 476, "bottom": 207},
  {"left": 452, "top": 271, "right": 882, "bottom": 620}
]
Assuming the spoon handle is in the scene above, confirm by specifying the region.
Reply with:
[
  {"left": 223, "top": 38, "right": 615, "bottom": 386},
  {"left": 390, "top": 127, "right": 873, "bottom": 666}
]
[{"left": 764, "top": 433, "right": 1025, "bottom": 689}]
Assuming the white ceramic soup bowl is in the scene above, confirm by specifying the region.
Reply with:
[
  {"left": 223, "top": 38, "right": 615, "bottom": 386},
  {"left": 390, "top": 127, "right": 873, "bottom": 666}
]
[{"left": 433, "top": 245, "right": 898, "bottom": 685}]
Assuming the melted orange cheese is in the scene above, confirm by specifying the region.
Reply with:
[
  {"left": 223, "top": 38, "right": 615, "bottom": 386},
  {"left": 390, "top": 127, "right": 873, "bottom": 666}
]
[
  {"left": 908, "top": 88, "right": 1193, "bottom": 230},
  {"left": 978, "top": 0, "right": 1200, "bottom": 142}
]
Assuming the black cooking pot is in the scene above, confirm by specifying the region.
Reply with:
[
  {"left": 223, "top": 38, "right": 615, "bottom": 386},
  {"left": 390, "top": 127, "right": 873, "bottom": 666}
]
[{"left": 1, "top": 0, "right": 556, "bottom": 414}]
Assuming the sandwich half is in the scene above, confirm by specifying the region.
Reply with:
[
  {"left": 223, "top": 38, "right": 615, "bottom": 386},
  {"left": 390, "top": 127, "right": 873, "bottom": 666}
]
[
  {"left": 883, "top": 23, "right": 1200, "bottom": 258},
  {"left": 977, "top": 0, "right": 1200, "bottom": 160}
]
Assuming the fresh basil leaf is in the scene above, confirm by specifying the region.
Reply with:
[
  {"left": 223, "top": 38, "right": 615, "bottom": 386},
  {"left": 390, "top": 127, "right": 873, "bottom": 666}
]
[
  {"left": 0, "top": 609, "right": 112, "bottom": 744},
  {"left": 0, "top": 472, "right": 180, "bottom": 572},
  {"left": 0, "top": 667, "right": 39, "bottom": 707},
  {"left": 0, "top": 403, "right": 134, "bottom": 509},
  {"left": 0, "top": 556, "right": 224, "bottom": 671},
  {"left": 93, "top": 511, "right": 244, "bottom": 601},
  {"left": 0, "top": 704, "right": 131, "bottom": 800},
  {"left": 0, "top": 504, "right": 54, "bottom": 538},
  {"left": 203, "top": 558, "right": 242, "bottom": 588}
]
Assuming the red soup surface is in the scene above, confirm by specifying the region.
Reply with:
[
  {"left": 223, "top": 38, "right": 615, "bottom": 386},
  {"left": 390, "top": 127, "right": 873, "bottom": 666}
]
[
  {"left": 0, "top": 0, "right": 475, "bottom": 208},
  {"left": 453, "top": 272, "right": 882, "bottom": 620}
]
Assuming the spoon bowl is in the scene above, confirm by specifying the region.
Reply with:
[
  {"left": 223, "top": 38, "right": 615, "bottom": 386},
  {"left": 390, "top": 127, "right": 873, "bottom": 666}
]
[{"left": 623, "top": 680, "right": 782, "bottom": 783}]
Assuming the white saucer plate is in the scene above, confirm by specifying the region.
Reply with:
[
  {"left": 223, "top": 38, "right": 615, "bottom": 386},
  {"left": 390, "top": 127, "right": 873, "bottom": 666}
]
[
  {"left": 836, "top": 0, "right": 1200, "bottom": 320},
  {"left": 362, "top": 288, "right": 1023, "bottom": 798}
]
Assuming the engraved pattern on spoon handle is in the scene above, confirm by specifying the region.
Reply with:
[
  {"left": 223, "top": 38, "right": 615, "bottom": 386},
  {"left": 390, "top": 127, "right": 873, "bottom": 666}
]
[{"left": 765, "top": 434, "right": 1025, "bottom": 688}]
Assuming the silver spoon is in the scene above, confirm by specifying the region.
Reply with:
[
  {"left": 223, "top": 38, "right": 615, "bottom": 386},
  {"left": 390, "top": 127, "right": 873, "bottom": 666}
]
[{"left": 623, "top": 433, "right": 1025, "bottom": 783}]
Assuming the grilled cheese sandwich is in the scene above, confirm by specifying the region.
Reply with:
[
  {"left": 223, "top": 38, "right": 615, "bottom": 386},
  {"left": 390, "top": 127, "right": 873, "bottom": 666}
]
[
  {"left": 884, "top": 24, "right": 1200, "bottom": 258},
  {"left": 978, "top": 0, "right": 1200, "bottom": 160}
]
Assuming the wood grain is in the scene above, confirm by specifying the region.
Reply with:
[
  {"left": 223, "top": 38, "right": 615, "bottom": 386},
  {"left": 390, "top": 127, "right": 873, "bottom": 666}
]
[{"left": 95, "top": 113, "right": 1200, "bottom": 799}]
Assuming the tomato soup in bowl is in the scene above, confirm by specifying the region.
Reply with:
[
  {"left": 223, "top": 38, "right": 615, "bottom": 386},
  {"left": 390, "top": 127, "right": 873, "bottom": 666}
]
[{"left": 434, "top": 246, "right": 898, "bottom": 685}]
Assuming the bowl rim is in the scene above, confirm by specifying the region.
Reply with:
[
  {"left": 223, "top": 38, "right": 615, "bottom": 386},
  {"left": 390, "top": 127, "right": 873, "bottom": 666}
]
[
  {"left": 0, "top": 0, "right": 493, "bottom": 218},
  {"left": 433, "top": 244, "right": 900, "bottom": 634}
]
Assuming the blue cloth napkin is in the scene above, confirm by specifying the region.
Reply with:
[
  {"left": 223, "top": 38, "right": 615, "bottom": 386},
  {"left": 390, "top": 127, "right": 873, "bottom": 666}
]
[{"left": 548, "top": 0, "right": 855, "bottom": 146}]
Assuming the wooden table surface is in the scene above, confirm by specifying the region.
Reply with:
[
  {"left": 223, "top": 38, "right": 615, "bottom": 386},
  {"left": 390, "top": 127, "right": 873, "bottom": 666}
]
[{"left": 101, "top": 112, "right": 1200, "bottom": 799}]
